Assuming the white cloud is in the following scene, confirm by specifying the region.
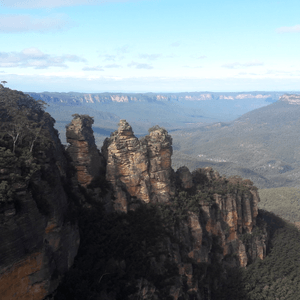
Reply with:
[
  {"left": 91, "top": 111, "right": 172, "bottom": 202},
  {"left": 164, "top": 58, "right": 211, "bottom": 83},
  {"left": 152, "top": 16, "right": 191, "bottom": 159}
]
[
  {"left": 222, "top": 60, "right": 264, "bottom": 69},
  {"left": 0, "top": 48, "right": 86, "bottom": 69},
  {"left": 0, "top": 14, "right": 73, "bottom": 33},
  {"left": 100, "top": 54, "right": 117, "bottom": 61},
  {"left": 127, "top": 61, "right": 153, "bottom": 69},
  {"left": 104, "top": 64, "right": 122, "bottom": 68},
  {"left": 191, "top": 55, "right": 207, "bottom": 59},
  {"left": 116, "top": 45, "right": 130, "bottom": 54},
  {"left": 276, "top": 25, "right": 300, "bottom": 33},
  {"left": 1, "top": 0, "right": 143, "bottom": 9},
  {"left": 99, "top": 45, "right": 130, "bottom": 61},
  {"left": 7, "top": 73, "right": 300, "bottom": 93},
  {"left": 170, "top": 41, "right": 181, "bottom": 47},
  {"left": 82, "top": 66, "right": 104, "bottom": 71},
  {"left": 139, "top": 53, "right": 161, "bottom": 60},
  {"left": 183, "top": 65, "right": 202, "bottom": 69}
]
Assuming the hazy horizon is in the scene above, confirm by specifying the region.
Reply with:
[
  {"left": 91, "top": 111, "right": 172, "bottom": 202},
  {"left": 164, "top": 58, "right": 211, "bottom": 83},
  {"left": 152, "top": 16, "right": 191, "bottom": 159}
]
[{"left": 1, "top": 0, "right": 300, "bottom": 92}]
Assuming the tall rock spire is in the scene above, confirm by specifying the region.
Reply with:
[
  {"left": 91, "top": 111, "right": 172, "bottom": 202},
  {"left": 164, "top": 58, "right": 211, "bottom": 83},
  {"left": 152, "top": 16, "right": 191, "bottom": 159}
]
[
  {"left": 66, "top": 114, "right": 105, "bottom": 187},
  {"left": 102, "top": 120, "right": 175, "bottom": 212}
]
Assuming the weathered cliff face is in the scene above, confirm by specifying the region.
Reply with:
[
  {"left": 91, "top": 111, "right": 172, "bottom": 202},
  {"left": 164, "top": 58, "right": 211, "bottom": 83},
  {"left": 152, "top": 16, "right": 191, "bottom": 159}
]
[
  {"left": 145, "top": 126, "right": 175, "bottom": 203},
  {"left": 102, "top": 121, "right": 175, "bottom": 212},
  {"left": 99, "top": 122, "right": 266, "bottom": 298},
  {"left": 189, "top": 168, "right": 266, "bottom": 267},
  {"left": 0, "top": 144, "right": 80, "bottom": 300},
  {"left": 279, "top": 94, "right": 300, "bottom": 105},
  {"left": 0, "top": 89, "right": 80, "bottom": 300},
  {"left": 53, "top": 118, "right": 268, "bottom": 300},
  {"left": 136, "top": 168, "right": 266, "bottom": 299},
  {"left": 0, "top": 100, "right": 268, "bottom": 300},
  {"left": 66, "top": 114, "right": 105, "bottom": 187}
]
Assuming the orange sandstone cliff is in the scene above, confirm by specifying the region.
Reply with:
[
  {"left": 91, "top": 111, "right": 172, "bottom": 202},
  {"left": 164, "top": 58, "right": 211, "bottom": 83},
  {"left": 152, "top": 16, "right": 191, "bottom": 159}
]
[
  {"left": 75, "top": 119, "right": 266, "bottom": 299},
  {"left": 102, "top": 120, "right": 175, "bottom": 212}
]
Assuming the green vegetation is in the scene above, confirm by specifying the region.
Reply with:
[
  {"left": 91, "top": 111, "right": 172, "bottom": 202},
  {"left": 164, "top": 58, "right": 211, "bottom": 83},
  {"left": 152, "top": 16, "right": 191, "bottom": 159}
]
[
  {"left": 258, "top": 187, "right": 300, "bottom": 222},
  {"left": 214, "top": 210, "right": 300, "bottom": 300},
  {"left": 0, "top": 87, "right": 67, "bottom": 217},
  {"left": 55, "top": 203, "right": 180, "bottom": 300},
  {"left": 172, "top": 101, "right": 300, "bottom": 189}
]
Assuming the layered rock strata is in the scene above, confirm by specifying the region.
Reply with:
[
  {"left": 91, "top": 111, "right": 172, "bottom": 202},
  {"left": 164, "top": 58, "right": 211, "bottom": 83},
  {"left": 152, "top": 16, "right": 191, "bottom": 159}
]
[
  {"left": 100, "top": 120, "right": 266, "bottom": 266},
  {"left": 66, "top": 114, "right": 105, "bottom": 187},
  {"left": 133, "top": 168, "right": 267, "bottom": 299},
  {"left": 102, "top": 121, "right": 175, "bottom": 212}
]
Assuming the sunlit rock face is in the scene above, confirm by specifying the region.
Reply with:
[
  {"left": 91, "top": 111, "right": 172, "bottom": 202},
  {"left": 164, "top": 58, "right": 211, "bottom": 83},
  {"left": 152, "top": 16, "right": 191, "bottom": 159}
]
[
  {"left": 145, "top": 126, "right": 175, "bottom": 203},
  {"left": 102, "top": 121, "right": 175, "bottom": 212},
  {"left": 101, "top": 121, "right": 266, "bottom": 268},
  {"left": 102, "top": 120, "right": 151, "bottom": 212},
  {"left": 66, "top": 114, "right": 105, "bottom": 187},
  {"left": 189, "top": 168, "right": 266, "bottom": 268},
  {"left": 279, "top": 94, "right": 300, "bottom": 105}
]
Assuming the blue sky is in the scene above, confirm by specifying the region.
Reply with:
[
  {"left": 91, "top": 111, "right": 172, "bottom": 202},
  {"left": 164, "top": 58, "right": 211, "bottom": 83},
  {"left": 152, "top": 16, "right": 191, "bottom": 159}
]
[{"left": 1, "top": 0, "right": 300, "bottom": 92}]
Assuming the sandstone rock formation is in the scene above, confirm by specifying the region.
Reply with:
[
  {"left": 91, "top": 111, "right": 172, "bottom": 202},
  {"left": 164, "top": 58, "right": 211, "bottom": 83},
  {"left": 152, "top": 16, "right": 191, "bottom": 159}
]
[
  {"left": 0, "top": 100, "right": 268, "bottom": 300},
  {"left": 130, "top": 168, "right": 267, "bottom": 299},
  {"left": 0, "top": 112, "right": 80, "bottom": 300},
  {"left": 279, "top": 94, "right": 300, "bottom": 105},
  {"left": 66, "top": 114, "right": 105, "bottom": 187},
  {"left": 100, "top": 120, "right": 266, "bottom": 266},
  {"left": 98, "top": 120, "right": 267, "bottom": 297},
  {"left": 102, "top": 121, "right": 175, "bottom": 212},
  {"left": 190, "top": 168, "right": 266, "bottom": 267}
]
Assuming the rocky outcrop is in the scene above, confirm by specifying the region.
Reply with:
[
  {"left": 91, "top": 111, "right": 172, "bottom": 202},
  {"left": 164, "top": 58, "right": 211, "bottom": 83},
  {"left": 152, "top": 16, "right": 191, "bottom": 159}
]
[
  {"left": 125, "top": 167, "right": 267, "bottom": 299},
  {"left": 279, "top": 94, "right": 300, "bottom": 105},
  {"left": 0, "top": 98, "right": 268, "bottom": 300},
  {"left": 100, "top": 120, "right": 266, "bottom": 266},
  {"left": 0, "top": 111, "right": 80, "bottom": 300},
  {"left": 145, "top": 125, "right": 175, "bottom": 203},
  {"left": 66, "top": 114, "right": 105, "bottom": 187},
  {"left": 190, "top": 168, "right": 266, "bottom": 267},
  {"left": 102, "top": 121, "right": 175, "bottom": 212},
  {"left": 97, "top": 120, "right": 267, "bottom": 299}
]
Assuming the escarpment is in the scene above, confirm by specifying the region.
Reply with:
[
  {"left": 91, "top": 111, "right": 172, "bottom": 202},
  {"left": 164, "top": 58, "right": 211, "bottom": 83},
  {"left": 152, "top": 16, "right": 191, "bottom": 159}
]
[
  {"left": 66, "top": 114, "right": 105, "bottom": 187},
  {"left": 61, "top": 117, "right": 267, "bottom": 299},
  {"left": 0, "top": 88, "right": 80, "bottom": 300},
  {"left": 0, "top": 93, "right": 268, "bottom": 300}
]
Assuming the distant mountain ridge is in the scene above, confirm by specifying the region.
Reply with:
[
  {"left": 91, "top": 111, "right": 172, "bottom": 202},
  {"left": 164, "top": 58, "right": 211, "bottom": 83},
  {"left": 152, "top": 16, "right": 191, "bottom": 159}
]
[
  {"left": 26, "top": 91, "right": 290, "bottom": 104},
  {"left": 279, "top": 94, "right": 300, "bottom": 105},
  {"left": 171, "top": 93, "right": 300, "bottom": 189}
]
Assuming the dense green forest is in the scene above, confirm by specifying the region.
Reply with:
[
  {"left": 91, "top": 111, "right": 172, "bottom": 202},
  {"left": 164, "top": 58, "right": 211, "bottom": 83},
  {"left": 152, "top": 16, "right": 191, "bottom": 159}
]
[
  {"left": 218, "top": 210, "right": 300, "bottom": 300},
  {"left": 259, "top": 187, "right": 300, "bottom": 222},
  {"left": 0, "top": 85, "right": 57, "bottom": 206}
]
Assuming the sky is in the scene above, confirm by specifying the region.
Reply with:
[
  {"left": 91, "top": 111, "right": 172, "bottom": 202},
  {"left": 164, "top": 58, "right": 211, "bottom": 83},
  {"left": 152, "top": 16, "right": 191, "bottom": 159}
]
[{"left": 1, "top": 0, "right": 300, "bottom": 93}]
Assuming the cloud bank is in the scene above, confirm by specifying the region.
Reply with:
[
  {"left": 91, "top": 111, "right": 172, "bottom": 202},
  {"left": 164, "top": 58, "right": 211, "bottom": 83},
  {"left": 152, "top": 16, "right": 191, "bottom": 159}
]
[
  {"left": 0, "top": 14, "right": 73, "bottom": 33},
  {"left": 276, "top": 25, "right": 300, "bottom": 33},
  {"left": 222, "top": 61, "right": 264, "bottom": 69},
  {"left": 1, "top": 0, "right": 141, "bottom": 9},
  {"left": 127, "top": 61, "right": 153, "bottom": 69},
  {"left": 0, "top": 48, "right": 86, "bottom": 69},
  {"left": 82, "top": 65, "right": 104, "bottom": 71}
]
